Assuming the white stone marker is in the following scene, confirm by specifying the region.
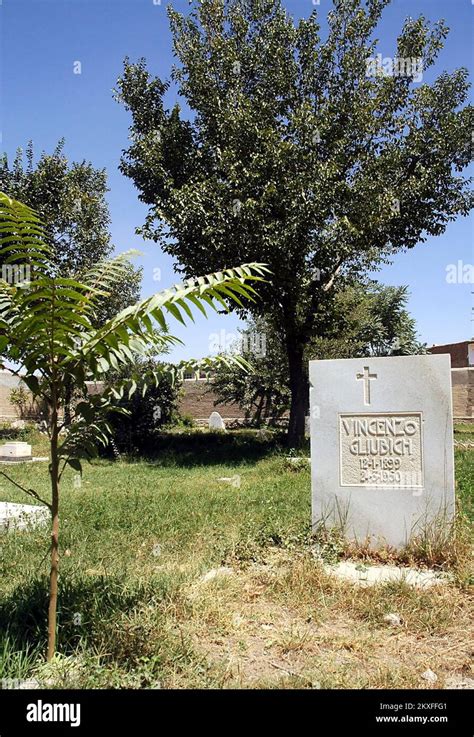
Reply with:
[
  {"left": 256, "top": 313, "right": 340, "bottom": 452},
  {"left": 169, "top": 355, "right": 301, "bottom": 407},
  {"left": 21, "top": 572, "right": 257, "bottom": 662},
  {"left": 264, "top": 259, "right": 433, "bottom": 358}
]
[
  {"left": 208, "top": 411, "right": 226, "bottom": 431},
  {"left": 0, "top": 442, "right": 32, "bottom": 462},
  {"left": 0, "top": 502, "right": 49, "bottom": 532},
  {"left": 309, "top": 354, "right": 455, "bottom": 549}
]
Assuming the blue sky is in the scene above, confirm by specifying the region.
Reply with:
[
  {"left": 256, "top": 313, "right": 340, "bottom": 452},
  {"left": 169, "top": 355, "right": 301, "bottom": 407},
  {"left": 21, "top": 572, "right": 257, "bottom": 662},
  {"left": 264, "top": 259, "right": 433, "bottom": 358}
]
[{"left": 1, "top": 0, "right": 473, "bottom": 359}]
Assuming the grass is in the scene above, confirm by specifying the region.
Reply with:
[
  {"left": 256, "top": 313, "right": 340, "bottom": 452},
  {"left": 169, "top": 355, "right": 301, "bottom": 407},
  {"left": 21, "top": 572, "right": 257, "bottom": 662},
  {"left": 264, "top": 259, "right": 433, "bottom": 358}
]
[
  {"left": 0, "top": 428, "right": 472, "bottom": 689},
  {"left": 454, "top": 422, "right": 474, "bottom": 437}
]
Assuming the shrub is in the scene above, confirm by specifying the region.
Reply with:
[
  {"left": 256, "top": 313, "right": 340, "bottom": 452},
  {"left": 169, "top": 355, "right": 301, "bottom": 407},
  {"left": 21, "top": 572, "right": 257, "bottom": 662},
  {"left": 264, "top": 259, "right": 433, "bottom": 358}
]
[{"left": 105, "top": 359, "right": 183, "bottom": 455}]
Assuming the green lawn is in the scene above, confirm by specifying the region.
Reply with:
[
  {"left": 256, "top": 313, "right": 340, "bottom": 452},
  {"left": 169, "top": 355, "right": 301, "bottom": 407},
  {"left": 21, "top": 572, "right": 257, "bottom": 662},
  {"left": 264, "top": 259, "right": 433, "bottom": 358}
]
[{"left": 0, "top": 429, "right": 472, "bottom": 689}]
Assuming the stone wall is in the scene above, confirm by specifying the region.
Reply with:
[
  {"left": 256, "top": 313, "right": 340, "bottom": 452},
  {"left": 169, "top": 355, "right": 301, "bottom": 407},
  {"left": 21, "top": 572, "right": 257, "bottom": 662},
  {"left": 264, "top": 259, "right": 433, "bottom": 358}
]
[
  {"left": 451, "top": 368, "right": 474, "bottom": 419},
  {"left": 0, "top": 368, "right": 472, "bottom": 423},
  {"left": 178, "top": 379, "right": 246, "bottom": 423},
  {"left": 0, "top": 371, "right": 39, "bottom": 419},
  {"left": 0, "top": 372, "right": 247, "bottom": 425},
  {"left": 175, "top": 371, "right": 474, "bottom": 423}
]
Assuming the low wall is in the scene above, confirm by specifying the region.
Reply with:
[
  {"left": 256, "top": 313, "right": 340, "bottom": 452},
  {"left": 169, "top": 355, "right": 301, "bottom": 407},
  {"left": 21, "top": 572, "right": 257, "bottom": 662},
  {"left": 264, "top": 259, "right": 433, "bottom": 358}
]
[
  {"left": 178, "top": 372, "right": 474, "bottom": 423},
  {"left": 0, "top": 371, "right": 40, "bottom": 419},
  {"left": 178, "top": 379, "right": 246, "bottom": 423},
  {"left": 0, "top": 368, "right": 472, "bottom": 423},
  {"left": 451, "top": 368, "right": 474, "bottom": 419}
]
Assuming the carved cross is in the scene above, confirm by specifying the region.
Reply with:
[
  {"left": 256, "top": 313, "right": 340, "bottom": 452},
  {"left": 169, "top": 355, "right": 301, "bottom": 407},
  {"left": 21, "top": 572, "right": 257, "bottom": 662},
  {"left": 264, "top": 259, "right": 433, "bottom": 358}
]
[{"left": 356, "top": 366, "right": 377, "bottom": 405}]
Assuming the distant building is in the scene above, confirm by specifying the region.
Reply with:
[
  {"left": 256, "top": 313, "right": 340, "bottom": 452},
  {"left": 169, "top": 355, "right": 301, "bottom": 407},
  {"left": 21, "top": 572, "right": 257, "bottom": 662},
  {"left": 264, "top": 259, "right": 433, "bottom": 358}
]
[{"left": 428, "top": 340, "right": 474, "bottom": 368}]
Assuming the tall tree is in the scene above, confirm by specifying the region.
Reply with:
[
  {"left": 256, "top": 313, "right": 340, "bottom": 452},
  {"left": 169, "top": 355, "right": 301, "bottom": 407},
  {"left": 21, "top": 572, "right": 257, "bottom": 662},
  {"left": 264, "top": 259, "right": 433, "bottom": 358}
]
[
  {"left": 0, "top": 140, "right": 142, "bottom": 325},
  {"left": 115, "top": 0, "right": 473, "bottom": 444}
]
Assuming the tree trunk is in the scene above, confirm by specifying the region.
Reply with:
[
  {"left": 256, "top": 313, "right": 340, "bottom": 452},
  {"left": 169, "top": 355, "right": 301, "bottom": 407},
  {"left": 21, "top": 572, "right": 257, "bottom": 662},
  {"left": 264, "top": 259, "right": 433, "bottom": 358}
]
[
  {"left": 286, "top": 336, "right": 308, "bottom": 447},
  {"left": 64, "top": 378, "right": 72, "bottom": 427},
  {"left": 47, "top": 404, "right": 60, "bottom": 662}
]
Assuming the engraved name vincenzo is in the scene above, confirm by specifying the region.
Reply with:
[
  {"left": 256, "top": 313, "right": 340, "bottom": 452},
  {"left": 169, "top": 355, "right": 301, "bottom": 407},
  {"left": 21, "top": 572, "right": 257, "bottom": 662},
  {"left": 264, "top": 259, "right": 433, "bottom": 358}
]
[{"left": 339, "top": 413, "right": 424, "bottom": 488}]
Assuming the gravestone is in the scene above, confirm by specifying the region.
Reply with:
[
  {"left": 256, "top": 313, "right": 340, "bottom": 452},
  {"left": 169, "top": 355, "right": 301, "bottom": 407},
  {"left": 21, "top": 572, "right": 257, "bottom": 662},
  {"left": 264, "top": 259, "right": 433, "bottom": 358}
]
[
  {"left": 208, "top": 411, "right": 226, "bottom": 432},
  {"left": 0, "top": 502, "right": 49, "bottom": 532},
  {"left": 0, "top": 442, "right": 32, "bottom": 462},
  {"left": 10, "top": 420, "right": 26, "bottom": 430},
  {"left": 309, "top": 354, "right": 455, "bottom": 549}
]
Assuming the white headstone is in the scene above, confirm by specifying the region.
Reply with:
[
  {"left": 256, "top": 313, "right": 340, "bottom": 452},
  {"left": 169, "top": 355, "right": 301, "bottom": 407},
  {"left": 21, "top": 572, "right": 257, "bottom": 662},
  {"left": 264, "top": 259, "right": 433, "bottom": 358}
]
[
  {"left": 309, "top": 354, "right": 455, "bottom": 549},
  {"left": 208, "top": 411, "right": 226, "bottom": 431},
  {"left": 0, "top": 502, "right": 49, "bottom": 532},
  {"left": 0, "top": 442, "right": 32, "bottom": 461},
  {"left": 10, "top": 420, "right": 26, "bottom": 430}
]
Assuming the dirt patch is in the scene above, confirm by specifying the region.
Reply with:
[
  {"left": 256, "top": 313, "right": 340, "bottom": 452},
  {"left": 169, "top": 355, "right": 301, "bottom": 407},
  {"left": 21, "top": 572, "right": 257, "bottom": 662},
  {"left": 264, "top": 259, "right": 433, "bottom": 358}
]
[{"left": 181, "top": 550, "right": 474, "bottom": 688}]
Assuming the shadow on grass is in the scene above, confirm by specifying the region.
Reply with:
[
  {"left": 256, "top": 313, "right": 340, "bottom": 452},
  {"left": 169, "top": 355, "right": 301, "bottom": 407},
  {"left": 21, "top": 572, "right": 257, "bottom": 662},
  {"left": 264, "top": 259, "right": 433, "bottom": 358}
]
[
  {"left": 0, "top": 573, "right": 173, "bottom": 655},
  {"left": 123, "top": 429, "right": 300, "bottom": 468}
]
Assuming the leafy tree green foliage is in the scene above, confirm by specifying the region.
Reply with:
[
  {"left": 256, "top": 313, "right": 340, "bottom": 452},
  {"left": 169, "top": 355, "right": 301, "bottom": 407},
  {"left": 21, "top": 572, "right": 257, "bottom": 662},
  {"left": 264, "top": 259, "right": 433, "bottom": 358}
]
[
  {"left": 115, "top": 0, "right": 472, "bottom": 444},
  {"left": 213, "top": 282, "right": 424, "bottom": 423},
  {"left": 0, "top": 191, "right": 265, "bottom": 660},
  {"left": 309, "top": 281, "right": 427, "bottom": 359},
  {"left": 105, "top": 358, "right": 183, "bottom": 455},
  {"left": 0, "top": 140, "right": 141, "bottom": 325},
  {"left": 212, "top": 316, "right": 290, "bottom": 426}
]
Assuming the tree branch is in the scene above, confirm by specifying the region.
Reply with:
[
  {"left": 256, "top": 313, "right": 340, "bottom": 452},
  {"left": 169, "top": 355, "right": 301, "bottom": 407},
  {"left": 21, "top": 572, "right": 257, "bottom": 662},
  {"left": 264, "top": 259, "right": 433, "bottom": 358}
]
[
  {"left": 321, "top": 257, "right": 345, "bottom": 293},
  {"left": 0, "top": 470, "right": 52, "bottom": 511}
]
